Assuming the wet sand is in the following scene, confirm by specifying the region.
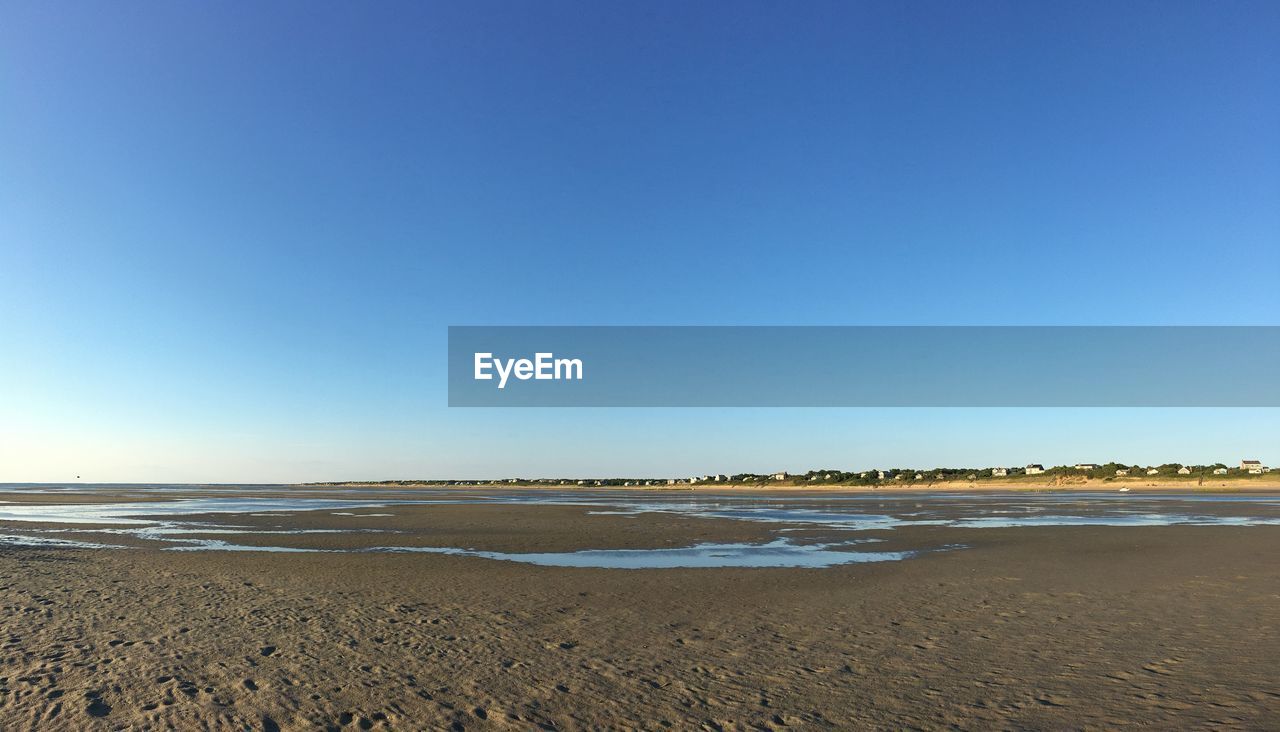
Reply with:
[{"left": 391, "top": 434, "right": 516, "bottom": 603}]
[{"left": 0, "top": 500, "right": 1277, "bottom": 729}]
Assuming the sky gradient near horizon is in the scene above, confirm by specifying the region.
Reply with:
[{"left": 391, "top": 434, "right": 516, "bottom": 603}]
[{"left": 2, "top": 1, "right": 1278, "bottom": 482}]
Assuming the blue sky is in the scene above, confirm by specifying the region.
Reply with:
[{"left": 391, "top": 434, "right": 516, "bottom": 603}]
[{"left": 1, "top": 1, "right": 1277, "bottom": 482}]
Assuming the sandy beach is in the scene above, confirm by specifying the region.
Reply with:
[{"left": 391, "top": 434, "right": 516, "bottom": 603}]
[
  {"left": 8, "top": 1, "right": 1276, "bottom": 729},
  {"left": 0, "top": 489, "right": 1277, "bottom": 730}
]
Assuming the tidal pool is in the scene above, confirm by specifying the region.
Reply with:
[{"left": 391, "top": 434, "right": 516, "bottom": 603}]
[
  {"left": 0, "top": 487, "right": 1276, "bottom": 566},
  {"left": 0, "top": 533, "right": 916, "bottom": 569},
  {"left": 379, "top": 539, "right": 913, "bottom": 569}
]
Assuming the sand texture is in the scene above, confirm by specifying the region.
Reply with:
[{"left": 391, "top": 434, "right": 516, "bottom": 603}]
[{"left": 0, "top": 498, "right": 1277, "bottom": 729}]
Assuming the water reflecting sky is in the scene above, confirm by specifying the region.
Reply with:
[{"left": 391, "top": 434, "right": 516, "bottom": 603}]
[{"left": 0, "top": 486, "right": 1275, "bottom": 567}]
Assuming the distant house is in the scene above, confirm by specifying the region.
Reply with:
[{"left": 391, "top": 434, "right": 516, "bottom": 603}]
[
  {"left": 1213, "top": 468, "right": 1228, "bottom": 475},
  {"left": 1074, "top": 464, "right": 1099, "bottom": 470},
  {"left": 966, "top": 474, "right": 977, "bottom": 480},
  {"left": 1146, "top": 468, "right": 1159, "bottom": 475},
  {"left": 772, "top": 472, "right": 788, "bottom": 480},
  {"left": 934, "top": 473, "right": 945, "bottom": 480},
  {"left": 1025, "top": 464, "right": 1045, "bottom": 475},
  {"left": 824, "top": 473, "right": 835, "bottom": 480},
  {"left": 914, "top": 473, "right": 923, "bottom": 480},
  {"left": 876, "top": 471, "right": 888, "bottom": 480},
  {"left": 991, "top": 468, "right": 1008, "bottom": 477},
  {"left": 1242, "top": 460, "right": 1263, "bottom": 474},
  {"left": 1115, "top": 469, "right": 1130, "bottom": 476},
  {"left": 1177, "top": 466, "right": 1192, "bottom": 475}
]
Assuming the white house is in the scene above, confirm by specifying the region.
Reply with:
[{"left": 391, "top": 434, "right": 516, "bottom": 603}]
[
  {"left": 1116, "top": 469, "right": 1130, "bottom": 476},
  {"left": 1074, "top": 464, "right": 1099, "bottom": 470},
  {"left": 1025, "top": 464, "right": 1045, "bottom": 475},
  {"left": 1242, "top": 460, "right": 1264, "bottom": 474},
  {"left": 992, "top": 468, "right": 1008, "bottom": 477},
  {"left": 1146, "top": 468, "right": 1159, "bottom": 475},
  {"left": 1177, "top": 466, "right": 1192, "bottom": 475},
  {"left": 772, "top": 472, "right": 788, "bottom": 480},
  {"left": 1213, "top": 467, "right": 1228, "bottom": 475},
  {"left": 914, "top": 473, "right": 923, "bottom": 480}
]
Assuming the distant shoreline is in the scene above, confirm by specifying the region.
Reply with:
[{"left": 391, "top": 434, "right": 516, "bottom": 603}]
[{"left": 301, "top": 478, "right": 1280, "bottom": 493}]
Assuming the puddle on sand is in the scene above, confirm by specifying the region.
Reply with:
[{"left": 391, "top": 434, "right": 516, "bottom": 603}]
[
  {"left": 0, "top": 533, "right": 119, "bottom": 549},
  {"left": 167, "top": 539, "right": 327, "bottom": 553},
  {"left": 378, "top": 538, "right": 915, "bottom": 569},
  {"left": 0, "top": 533, "right": 917, "bottom": 568}
]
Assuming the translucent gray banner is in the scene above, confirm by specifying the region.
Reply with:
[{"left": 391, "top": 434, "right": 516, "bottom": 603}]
[{"left": 448, "top": 326, "right": 1279, "bottom": 407}]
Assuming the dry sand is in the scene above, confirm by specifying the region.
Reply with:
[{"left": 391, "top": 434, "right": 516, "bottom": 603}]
[{"left": 0, "top": 501, "right": 1277, "bottom": 730}]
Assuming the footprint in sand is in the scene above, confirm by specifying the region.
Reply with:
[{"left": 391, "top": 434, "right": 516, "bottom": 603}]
[{"left": 84, "top": 691, "right": 111, "bottom": 718}]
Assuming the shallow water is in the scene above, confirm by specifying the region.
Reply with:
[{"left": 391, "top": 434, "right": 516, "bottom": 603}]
[
  {"left": 380, "top": 539, "right": 913, "bottom": 569},
  {"left": 0, "top": 533, "right": 119, "bottom": 549},
  {"left": 0, "top": 486, "right": 1276, "bottom": 567},
  {"left": 0, "top": 497, "right": 403, "bottom": 524},
  {"left": 166, "top": 537, "right": 920, "bottom": 568}
]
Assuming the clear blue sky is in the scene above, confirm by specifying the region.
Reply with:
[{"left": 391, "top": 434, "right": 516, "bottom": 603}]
[{"left": 2, "top": 1, "right": 1277, "bottom": 482}]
